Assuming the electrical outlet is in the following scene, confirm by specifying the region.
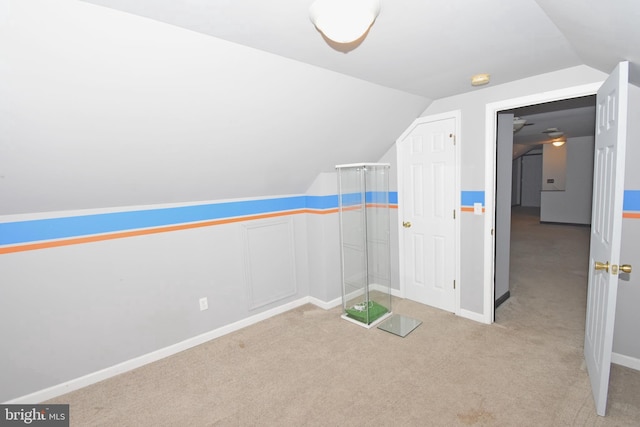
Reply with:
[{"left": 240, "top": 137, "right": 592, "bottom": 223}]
[{"left": 199, "top": 297, "right": 208, "bottom": 311}]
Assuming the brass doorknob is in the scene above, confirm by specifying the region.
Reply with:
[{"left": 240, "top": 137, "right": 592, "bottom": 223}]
[
  {"left": 403, "top": 221, "right": 412, "bottom": 228},
  {"left": 620, "top": 264, "right": 632, "bottom": 274},
  {"left": 595, "top": 261, "right": 610, "bottom": 272}
]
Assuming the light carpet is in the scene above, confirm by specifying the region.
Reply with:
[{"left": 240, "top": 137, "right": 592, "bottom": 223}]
[{"left": 47, "top": 207, "right": 640, "bottom": 426}]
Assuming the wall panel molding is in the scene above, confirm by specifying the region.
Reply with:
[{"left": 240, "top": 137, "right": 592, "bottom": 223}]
[{"left": 242, "top": 218, "right": 297, "bottom": 310}]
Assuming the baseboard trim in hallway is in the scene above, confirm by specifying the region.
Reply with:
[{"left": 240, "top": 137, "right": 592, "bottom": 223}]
[
  {"left": 495, "top": 290, "right": 510, "bottom": 309},
  {"left": 612, "top": 352, "right": 640, "bottom": 371}
]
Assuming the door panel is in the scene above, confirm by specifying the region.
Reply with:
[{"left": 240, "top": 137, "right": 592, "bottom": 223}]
[
  {"left": 585, "top": 61, "right": 628, "bottom": 416},
  {"left": 400, "top": 117, "right": 456, "bottom": 312}
]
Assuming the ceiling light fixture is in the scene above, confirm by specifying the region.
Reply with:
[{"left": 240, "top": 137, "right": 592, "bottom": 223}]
[
  {"left": 551, "top": 138, "right": 566, "bottom": 147},
  {"left": 471, "top": 73, "right": 490, "bottom": 86},
  {"left": 309, "top": 0, "right": 381, "bottom": 44}
]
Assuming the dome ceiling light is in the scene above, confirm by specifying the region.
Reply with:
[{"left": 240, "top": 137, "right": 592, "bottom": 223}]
[
  {"left": 471, "top": 73, "right": 490, "bottom": 86},
  {"left": 309, "top": 0, "right": 381, "bottom": 44},
  {"left": 543, "top": 128, "right": 566, "bottom": 146}
]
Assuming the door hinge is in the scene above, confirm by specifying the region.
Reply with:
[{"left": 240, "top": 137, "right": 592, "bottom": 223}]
[
  {"left": 453, "top": 280, "right": 456, "bottom": 290},
  {"left": 449, "top": 133, "right": 456, "bottom": 145},
  {"left": 453, "top": 209, "right": 456, "bottom": 219},
  {"left": 491, "top": 228, "right": 494, "bottom": 236}
]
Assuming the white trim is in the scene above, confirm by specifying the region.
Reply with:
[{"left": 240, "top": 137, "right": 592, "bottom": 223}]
[
  {"left": 6, "top": 297, "right": 314, "bottom": 404},
  {"left": 459, "top": 308, "right": 488, "bottom": 324},
  {"left": 454, "top": 112, "right": 462, "bottom": 315},
  {"left": 483, "top": 82, "right": 602, "bottom": 325},
  {"left": 308, "top": 295, "right": 342, "bottom": 310},
  {"left": 0, "top": 193, "right": 310, "bottom": 223},
  {"left": 369, "top": 283, "right": 402, "bottom": 299},
  {"left": 335, "top": 163, "right": 390, "bottom": 169},
  {"left": 396, "top": 110, "right": 462, "bottom": 315},
  {"left": 611, "top": 352, "right": 640, "bottom": 371}
]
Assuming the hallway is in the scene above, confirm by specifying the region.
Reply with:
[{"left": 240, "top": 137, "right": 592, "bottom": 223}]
[
  {"left": 496, "top": 206, "right": 589, "bottom": 347},
  {"left": 496, "top": 206, "right": 640, "bottom": 420}
]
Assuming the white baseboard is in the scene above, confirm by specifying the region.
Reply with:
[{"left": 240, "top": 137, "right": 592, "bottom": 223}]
[
  {"left": 370, "top": 283, "right": 402, "bottom": 298},
  {"left": 6, "top": 297, "right": 314, "bottom": 404},
  {"left": 459, "top": 308, "right": 490, "bottom": 324},
  {"left": 308, "top": 295, "right": 341, "bottom": 310},
  {"left": 611, "top": 352, "right": 640, "bottom": 371},
  {"left": 5, "top": 291, "right": 405, "bottom": 404}
]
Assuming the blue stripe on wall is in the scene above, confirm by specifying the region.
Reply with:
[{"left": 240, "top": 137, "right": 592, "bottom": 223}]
[
  {"left": 624, "top": 190, "right": 640, "bottom": 211},
  {"left": 8, "top": 189, "right": 638, "bottom": 248},
  {"left": 0, "top": 197, "right": 304, "bottom": 246},
  {"left": 305, "top": 195, "right": 338, "bottom": 210},
  {"left": 389, "top": 192, "right": 398, "bottom": 205},
  {"left": 461, "top": 191, "right": 485, "bottom": 206},
  {"left": 0, "top": 193, "right": 400, "bottom": 246}
]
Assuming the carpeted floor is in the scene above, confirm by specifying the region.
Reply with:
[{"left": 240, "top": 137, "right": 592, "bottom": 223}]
[{"left": 47, "top": 206, "right": 640, "bottom": 426}]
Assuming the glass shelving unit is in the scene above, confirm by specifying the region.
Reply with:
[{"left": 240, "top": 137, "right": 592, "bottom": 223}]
[{"left": 336, "top": 163, "right": 392, "bottom": 328}]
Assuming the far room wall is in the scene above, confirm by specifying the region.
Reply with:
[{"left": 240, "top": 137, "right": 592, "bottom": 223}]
[{"left": 540, "top": 136, "right": 595, "bottom": 224}]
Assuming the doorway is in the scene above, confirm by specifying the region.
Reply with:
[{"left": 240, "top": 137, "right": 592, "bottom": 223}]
[
  {"left": 494, "top": 95, "right": 597, "bottom": 313},
  {"left": 481, "top": 82, "right": 601, "bottom": 323}
]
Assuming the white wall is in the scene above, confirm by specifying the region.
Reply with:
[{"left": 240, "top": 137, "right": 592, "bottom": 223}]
[
  {"left": 0, "top": 0, "right": 429, "bottom": 216},
  {"left": 540, "top": 137, "right": 595, "bottom": 224},
  {"left": 541, "top": 143, "right": 568, "bottom": 191},
  {"left": 305, "top": 173, "right": 342, "bottom": 303},
  {"left": 0, "top": 199, "right": 312, "bottom": 402}
]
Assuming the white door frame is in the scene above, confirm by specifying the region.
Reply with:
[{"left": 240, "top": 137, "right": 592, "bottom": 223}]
[
  {"left": 396, "top": 110, "right": 461, "bottom": 315},
  {"left": 483, "top": 83, "right": 602, "bottom": 324}
]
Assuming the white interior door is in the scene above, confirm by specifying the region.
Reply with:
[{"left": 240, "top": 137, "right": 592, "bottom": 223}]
[
  {"left": 585, "top": 61, "right": 629, "bottom": 416},
  {"left": 398, "top": 116, "right": 457, "bottom": 312}
]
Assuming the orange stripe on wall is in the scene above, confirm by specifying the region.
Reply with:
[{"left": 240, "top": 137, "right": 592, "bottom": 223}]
[
  {"left": 623, "top": 212, "right": 640, "bottom": 219},
  {"left": 461, "top": 206, "right": 485, "bottom": 213}
]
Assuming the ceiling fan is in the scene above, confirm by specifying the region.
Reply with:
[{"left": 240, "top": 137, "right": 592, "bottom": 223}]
[
  {"left": 542, "top": 127, "right": 564, "bottom": 138},
  {"left": 513, "top": 117, "right": 534, "bottom": 133}
]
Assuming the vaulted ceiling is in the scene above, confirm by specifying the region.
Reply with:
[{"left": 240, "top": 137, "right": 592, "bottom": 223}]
[
  {"left": 83, "top": 0, "right": 640, "bottom": 100},
  {"left": 2, "top": 1, "right": 639, "bottom": 215}
]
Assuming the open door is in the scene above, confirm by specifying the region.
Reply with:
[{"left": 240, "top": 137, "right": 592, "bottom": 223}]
[{"left": 584, "top": 61, "right": 629, "bottom": 416}]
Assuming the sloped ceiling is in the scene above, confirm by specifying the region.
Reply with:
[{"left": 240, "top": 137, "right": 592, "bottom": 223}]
[
  {"left": 0, "top": 0, "right": 429, "bottom": 215},
  {"left": 2, "top": 1, "right": 639, "bottom": 215},
  {"left": 82, "top": 0, "right": 640, "bottom": 98}
]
